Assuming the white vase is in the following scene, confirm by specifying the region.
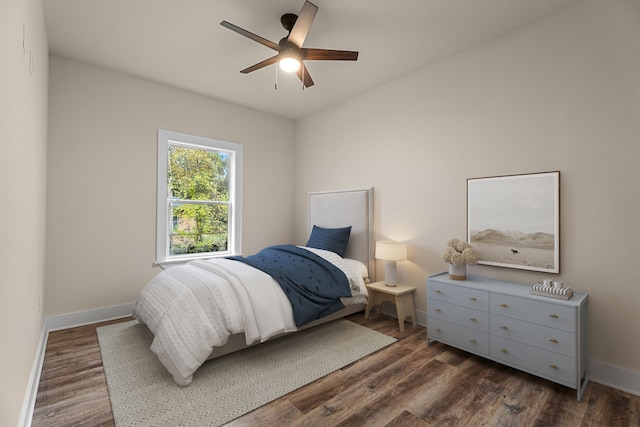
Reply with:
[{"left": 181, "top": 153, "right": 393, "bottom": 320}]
[{"left": 448, "top": 263, "right": 466, "bottom": 280}]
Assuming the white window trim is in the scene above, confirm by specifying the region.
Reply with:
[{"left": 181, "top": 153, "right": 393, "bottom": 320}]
[{"left": 155, "top": 129, "right": 243, "bottom": 268}]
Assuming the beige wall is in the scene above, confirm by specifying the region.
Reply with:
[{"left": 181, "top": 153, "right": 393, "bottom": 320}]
[
  {"left": 46, "top": 56, "right": 296, "bottom": 315},
  {"left": 294, "top": 0, "right": 640, "bottom": 374},
  {"left": 0, "top": 0, "right": 49, "bottom": 425}
]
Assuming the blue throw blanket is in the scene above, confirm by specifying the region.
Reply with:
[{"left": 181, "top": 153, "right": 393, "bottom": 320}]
[{"left": 230, "top": 245, "right": 352, "bottom": 326}]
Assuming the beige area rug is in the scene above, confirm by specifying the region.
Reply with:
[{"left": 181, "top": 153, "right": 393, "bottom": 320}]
[{"left": 97, "top": 319, "right": 396, "bottom": 426}]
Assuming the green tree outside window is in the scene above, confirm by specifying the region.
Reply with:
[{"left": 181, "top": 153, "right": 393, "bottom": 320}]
[{"left": 168, "top": 145, "right": 230, "bottom": 255}]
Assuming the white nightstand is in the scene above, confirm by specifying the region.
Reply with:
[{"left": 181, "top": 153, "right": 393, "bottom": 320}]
[{"left": 365, "top": 281, "right": 417, "bottom": 332}]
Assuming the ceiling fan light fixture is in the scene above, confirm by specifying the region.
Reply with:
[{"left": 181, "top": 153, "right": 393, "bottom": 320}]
[
  {"left": 221, "top": 0, "right": 358, "bottom": 87},
  {"left": 279, "top": 56, "right": 301, "bottom": 73}
]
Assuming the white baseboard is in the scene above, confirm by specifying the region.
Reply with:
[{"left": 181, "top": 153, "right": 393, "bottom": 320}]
[
  {"left": 590, "top": 358, "right": 640, "bottom": 397},
  {"left": 46, "top": 301, "right": 135, "bottom": 331},
  {"left": 416, "top": 308, "right": 427, "bottom": 327},
  {"left": 18, "top": 320, "right": 48, "bottom": 427}
]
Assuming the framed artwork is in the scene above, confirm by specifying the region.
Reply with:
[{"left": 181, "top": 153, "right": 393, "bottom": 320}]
[{"left": 467, "top": 171, "right": 560, "bottom": 273}]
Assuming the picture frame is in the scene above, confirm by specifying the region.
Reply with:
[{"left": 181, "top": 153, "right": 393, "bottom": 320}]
[{"left": 467, "top": 171, "right": 560, "bottom": 273}]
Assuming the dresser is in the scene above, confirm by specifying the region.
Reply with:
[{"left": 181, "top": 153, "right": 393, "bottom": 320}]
[{"left": 427, "top": 272, "right": 589, "bottom": 400}]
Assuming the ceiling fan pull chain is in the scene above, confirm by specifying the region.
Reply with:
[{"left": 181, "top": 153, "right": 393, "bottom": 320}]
[{"left": 275, "top": 64, "right": 278, "bottom": 90}]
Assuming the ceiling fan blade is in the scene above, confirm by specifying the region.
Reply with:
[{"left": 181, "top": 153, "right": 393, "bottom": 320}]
[
  {"left": 295, "top": 63, "right": 315, "bottom": 88},
  {"left": 287, "top": 1, "right": 318, "bottom": 48},
  {"left": 220, "top": 21, "right": 279, "bottom": 51},
  {"left": 303, "top": 48, "right": 359, "bottom": 61},
  {"left": 240, "top": 55, "right": 279, "bottom": 74}
]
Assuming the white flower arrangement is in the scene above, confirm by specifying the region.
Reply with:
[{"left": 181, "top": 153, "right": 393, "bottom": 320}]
[{"left": 442, "top": 238, "right": 479, "bottom": 266}]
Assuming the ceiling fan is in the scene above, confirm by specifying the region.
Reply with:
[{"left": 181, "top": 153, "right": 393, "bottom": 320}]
[{"left": 220, "top": 0, "right": 359, "bottom": 88}]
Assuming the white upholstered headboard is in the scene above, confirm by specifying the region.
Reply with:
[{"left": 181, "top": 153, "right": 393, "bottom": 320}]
[{"left": 308, "top": 188, "right": 375, "bottom": 282}]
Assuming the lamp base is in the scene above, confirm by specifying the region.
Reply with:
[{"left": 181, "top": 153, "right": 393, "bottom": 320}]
[{"left": 384, "top": 260, "right": 398, "bottom": 286}]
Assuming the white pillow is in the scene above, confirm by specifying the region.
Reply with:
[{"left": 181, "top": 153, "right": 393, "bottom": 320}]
[
  {"left": 340, "top": 258, "right": 369, "bottom": 280},
  {"left": 300, "top": 246, "right": 369, "bottom": 301}
]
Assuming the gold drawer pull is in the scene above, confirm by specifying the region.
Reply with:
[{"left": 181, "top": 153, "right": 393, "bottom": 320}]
[
  {"left": 435, "top": 290, "right": 442, "bottom": 293},
  {"left": 500, "top": 326, "right": 509, "bottom": 330},
  {"left": 500, "top": 303, "right": 508, "bottom": 308},
  {"left": 549, "top": 314, "right": 559, "bottom": 319},
  {"left": 435, "top": 309, "right": 442, "bottom": 312},
  {"left": 550, "top": 364, "right": 559, "bottom": 370},
  {"left": 469, "top": 339, "right": 477, "bottom": 344},
  {"left": 469, "top": 317, "right": 477, "bottom": 322},
  {"left": 435, "top": 328, "right": 442, "bottom": 332},
  {"left": 549, "top": 339, "right": 559, "bottom": 344},
  {"left": 469, "top": 297, "right": 477, "bottom": 301},
  {"left": 500, "top": 349, "right": 508, "bottom": 354}
]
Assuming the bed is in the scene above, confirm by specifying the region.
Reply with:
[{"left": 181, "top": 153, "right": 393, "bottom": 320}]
[{"left": 133, "top": 188, "right": 374, "bottom": 386}]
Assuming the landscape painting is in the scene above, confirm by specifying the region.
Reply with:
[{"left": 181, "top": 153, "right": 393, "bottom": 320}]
[{"left": 467, "top": 171, "right": 560, "bottom": 273}]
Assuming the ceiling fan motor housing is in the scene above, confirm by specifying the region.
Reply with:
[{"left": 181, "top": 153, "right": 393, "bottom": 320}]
[{"left": 281, "top": 13, "right": 298, "bottom": 32}]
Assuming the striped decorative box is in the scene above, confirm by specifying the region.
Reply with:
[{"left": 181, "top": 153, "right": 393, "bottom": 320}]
[{"left": 530, "top": 282, "right": 574, "bottom": 300}]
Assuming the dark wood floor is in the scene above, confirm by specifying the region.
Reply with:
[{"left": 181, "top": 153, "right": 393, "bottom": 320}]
[{"left": 32, "top": 313, "right": 639, "bottom": 427}]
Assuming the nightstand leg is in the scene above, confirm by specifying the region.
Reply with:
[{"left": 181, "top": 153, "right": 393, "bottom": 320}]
[
  {"left": 395, "top": 294, "right": 416, "bottom": 332},
  {"left": 365, "top": 299, "right": 377, "bottom": 319},
  {"left": 396, "top": 296, "right": 406, "bottom": 332},
  {"left": 397, "top": 313, "right": 405, "bottom": 332}
]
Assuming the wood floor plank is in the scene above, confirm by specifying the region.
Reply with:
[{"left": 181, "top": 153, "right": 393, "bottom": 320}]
[
  {"left": 289, "top": 351, "right": 455, "bottom": 426},
  {"left": 330, "top": 358, "right": 454, "bottom": 427},
  {"left": 286, "top": 341, "right": 415, "bottom": 414},
  {"left": 32, "top": 321, "right": 121, "bottom": 427},
  {"left": 581, "top": 382, "right": 635, "bottom": 427},
  {"left": 482, "top": 373, "right": 554, "bottom": 426},
  {"left": 531, "top": 382, "right": 588, "bottom": 427},
  {"left": 384, "top": 410, "right": 430, "bottom": 427},
  {"left": 414, "top": 359, "right": 508, "bottom": 424},
  {"left": 32, "top": 313, "right": 640, "bottom": 427},
  {"left": 224, "top": 400, "right": 302, "bottom": 427}
]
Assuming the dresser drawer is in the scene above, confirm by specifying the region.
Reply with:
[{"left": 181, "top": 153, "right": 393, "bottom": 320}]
[
  {"left": 428, "top": 317, "right": 489, "bottom": 356},
  {"left": 490, "top": 294, "right": 577, "bottom": 332},
  {"left": 490, "top": 335, "right": 576, "bottom": 385},
  {"left": 428, "top": 281, "right": 489, "bottom": 311},
  {"left": 490, "top": 314, "right": 576, "bottom": 357},
  {"left": 430, "top": 300, "right": 489, "bottom": 332}
]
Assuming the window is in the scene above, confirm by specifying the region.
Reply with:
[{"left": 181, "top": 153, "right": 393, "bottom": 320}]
[{"left": 156, "top": 129, "right": 242, "bottom": 266}]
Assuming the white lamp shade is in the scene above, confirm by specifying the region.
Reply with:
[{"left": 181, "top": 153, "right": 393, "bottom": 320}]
[{"left": 375, "top": 241, "right": 407, "bottom": 261}]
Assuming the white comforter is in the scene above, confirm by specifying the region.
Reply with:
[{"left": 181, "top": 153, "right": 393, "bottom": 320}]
[{"left": 133, "top": 248, "right": 367, "bottom": 386}]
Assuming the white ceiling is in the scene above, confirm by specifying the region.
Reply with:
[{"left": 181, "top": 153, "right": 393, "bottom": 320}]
[{"left": 44, "top": 0, "right": 584, "bottom": 120}]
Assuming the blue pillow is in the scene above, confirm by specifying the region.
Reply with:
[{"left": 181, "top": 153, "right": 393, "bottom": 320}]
[{"left": 305, "top": 225, "right": 352, "bottom": 257}]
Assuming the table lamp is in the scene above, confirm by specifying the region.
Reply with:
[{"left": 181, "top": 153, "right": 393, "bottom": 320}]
[{"left": 375, "top": 240, "right": 407, "bottom": 287}]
